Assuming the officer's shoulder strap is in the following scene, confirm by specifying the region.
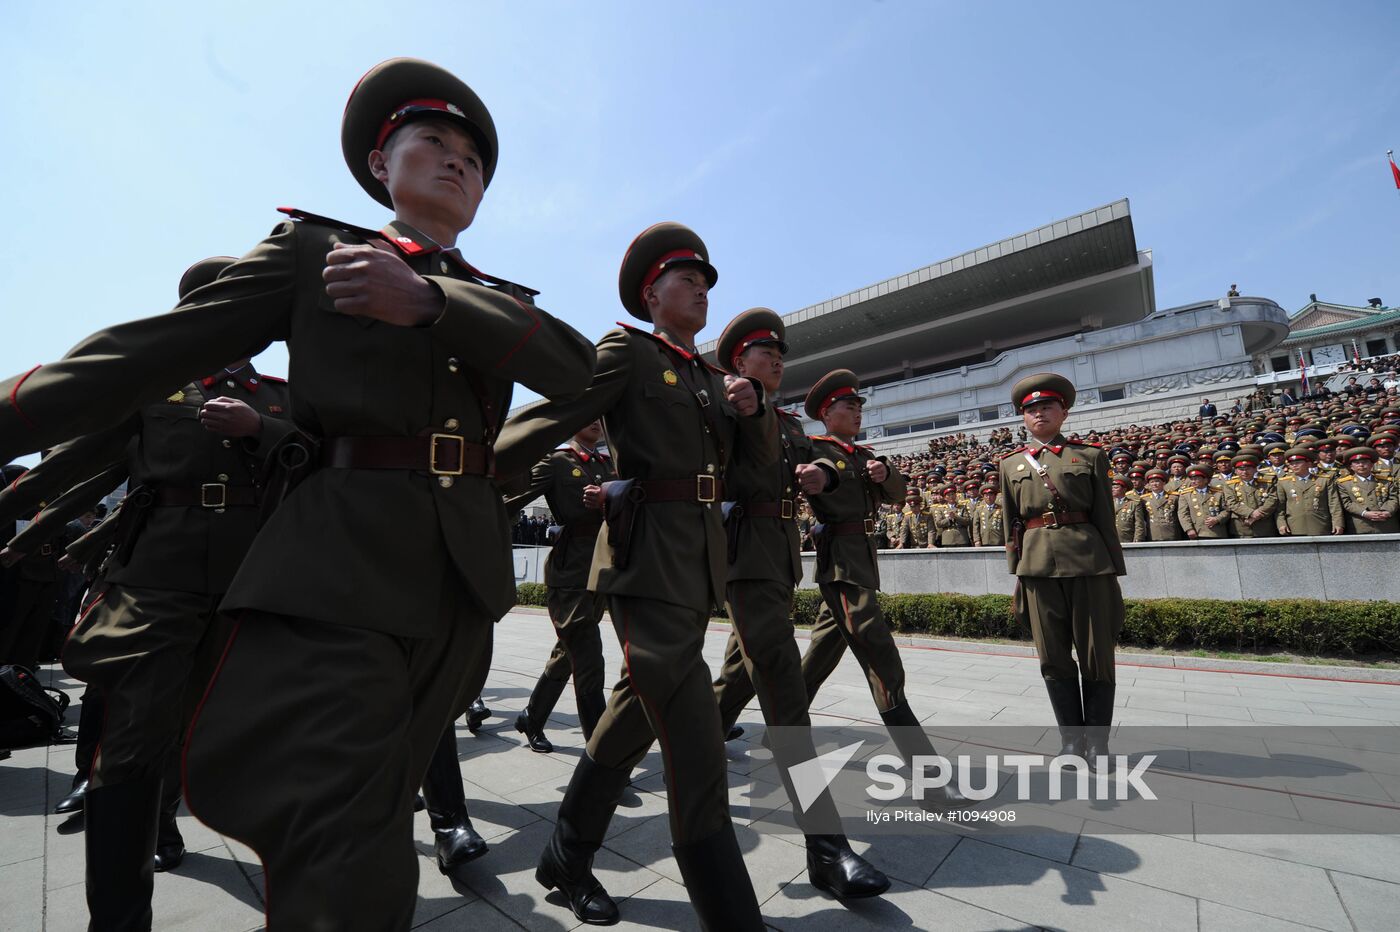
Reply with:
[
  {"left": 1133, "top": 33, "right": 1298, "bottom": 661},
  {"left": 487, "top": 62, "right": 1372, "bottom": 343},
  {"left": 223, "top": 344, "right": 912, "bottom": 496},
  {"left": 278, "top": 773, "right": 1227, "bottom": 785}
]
[
  {"left": 1226, "top": 477, "right": 1243, "bottom": 484},
  {"left": 278, "top": 207, "right": 387, "bottom": 244},
  {"left": 1338, "top": 475, "right": 1356, "bottom": 483},
  {"left": 260, "top": 374, "right": 288, "bottom": 384}
]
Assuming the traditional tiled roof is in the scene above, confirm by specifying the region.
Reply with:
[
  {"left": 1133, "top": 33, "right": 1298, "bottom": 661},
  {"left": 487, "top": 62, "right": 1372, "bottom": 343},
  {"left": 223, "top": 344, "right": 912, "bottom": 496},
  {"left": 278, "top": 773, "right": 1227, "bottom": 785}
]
[{"left": 1280, "top": 307, "right": 1400, "bottom": 346}]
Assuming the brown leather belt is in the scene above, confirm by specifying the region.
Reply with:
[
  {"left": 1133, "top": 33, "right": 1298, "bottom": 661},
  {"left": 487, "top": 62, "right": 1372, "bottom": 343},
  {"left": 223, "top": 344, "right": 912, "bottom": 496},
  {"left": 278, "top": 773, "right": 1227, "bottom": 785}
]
[
  {"left": 1023, "top": 511, "right": 1090, "bottom": 530},
  {"left": 154, "top": 484, "right": 259, "bottom": 508},
  {"left": 828, "top": 519, "right": 876, "bottom": 536},
  {"left": 636, "top": 476, "right": 725, "bottom": 504},
  {"left": 745, "top": 499, "right": 796, "bottom": 519},
  {"left": 322, "top": 434, "right": 492, "bottom": 477}
]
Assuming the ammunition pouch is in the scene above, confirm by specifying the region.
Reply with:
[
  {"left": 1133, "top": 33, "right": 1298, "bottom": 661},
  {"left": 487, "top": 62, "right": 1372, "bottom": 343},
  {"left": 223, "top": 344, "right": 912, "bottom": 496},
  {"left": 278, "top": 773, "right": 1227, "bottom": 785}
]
[
  {"left": 722, "top": 502, "right": 744, "bottom": 565},
  {"left": 602, "top": 479, "right": 645, "bottom": 571},
  {"left": 111, "top": 486, "right": 156, "bottom": 567},
  {"left": 256, "top": 433, "right": 318, "bottom": 528}
]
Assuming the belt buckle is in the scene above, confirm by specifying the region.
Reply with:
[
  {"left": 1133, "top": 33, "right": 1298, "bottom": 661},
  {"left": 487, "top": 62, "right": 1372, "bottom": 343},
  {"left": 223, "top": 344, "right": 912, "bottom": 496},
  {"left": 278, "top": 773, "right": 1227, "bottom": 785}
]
[
  {"left": 864, "top": 518, "right": 875, "bottom": 534},
  {"left": 696, "top": 474, "right": 717, "bottom": 503},
  {"left": 200, "top": 483, "right": 227, "bottom": 508},
  {"left": 430, "top": 433, "right": 466, "bottom": 476},
  {"left": 1042, "top": 510, "right": 1059, "bottom": 529},
  {"left": 40, "top": 543, "right": 53, "bottom": 556},
  {"left": 781, "top": 499, "right": 794, "bottom": 520}
]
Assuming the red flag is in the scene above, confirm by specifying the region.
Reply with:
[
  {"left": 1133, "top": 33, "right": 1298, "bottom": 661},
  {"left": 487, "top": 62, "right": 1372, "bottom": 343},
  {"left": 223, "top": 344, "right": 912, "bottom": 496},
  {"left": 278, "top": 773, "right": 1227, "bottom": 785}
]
[
  {"left": 1298, "top": 350, "right": 1309, "bottom": 396},
  {"left": 1391, "top": 152, "right": 1400, "bottom": 189}
]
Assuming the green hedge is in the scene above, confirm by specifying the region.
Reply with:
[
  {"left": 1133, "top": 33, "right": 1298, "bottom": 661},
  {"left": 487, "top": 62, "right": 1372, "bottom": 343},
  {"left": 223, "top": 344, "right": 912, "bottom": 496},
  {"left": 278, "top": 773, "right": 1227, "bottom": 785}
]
[{"left": 516, "top": 585, "right": 1400, "bottom": 656}]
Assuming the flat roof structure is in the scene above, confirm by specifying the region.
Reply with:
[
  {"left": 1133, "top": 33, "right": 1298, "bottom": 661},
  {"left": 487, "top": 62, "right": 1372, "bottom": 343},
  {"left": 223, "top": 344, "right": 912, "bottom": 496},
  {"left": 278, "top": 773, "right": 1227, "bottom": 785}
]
[{"left": 700, "top": 199, "right": 1156, "bottom": 401}]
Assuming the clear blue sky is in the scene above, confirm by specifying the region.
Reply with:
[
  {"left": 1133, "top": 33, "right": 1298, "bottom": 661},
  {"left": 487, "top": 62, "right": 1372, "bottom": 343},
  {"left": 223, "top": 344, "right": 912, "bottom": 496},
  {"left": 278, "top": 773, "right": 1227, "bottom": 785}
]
[{"left": 3, "top": 1, "right": 1397, "bottom": 407}]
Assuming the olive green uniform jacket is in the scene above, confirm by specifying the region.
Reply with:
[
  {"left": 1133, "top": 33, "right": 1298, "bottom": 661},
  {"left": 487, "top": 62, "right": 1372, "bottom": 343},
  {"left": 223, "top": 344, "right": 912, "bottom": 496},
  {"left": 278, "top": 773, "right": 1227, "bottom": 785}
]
[
  {"left": 1177, "top": 486, "right": 1231, "bottom": 539},
  {"left": 496, "top": 325, "right": 778, "bottom": 613},
  {"left": 1113, "top": 495, "right": 1148, "bottom": 543},
  {"left": 933, "top": 501, "right": 972, "bottom": 546},
  {"left": 999, "top": 439, "right": 1126, "bottom": 578},
  {"left": 504, "top": 446, "right": 616, "bottom": 589},
  {"left": 1337, "top": 474, "right": 1400, "bottom": 534},
  {"left": 805, "top": 437, "right": 905, "bottom": 590},
  {"left": 0, "top": 214, "right": 597, "bottom": 631},
  {"left": 1222, "top": 477, "right": 1279, "bottom": 538},
  {"left": 1275, "top": 474, "right": 1345, "bottom": 536},
  {"left": 972, "top": 499, "right": 1006, "bottom": 547}
]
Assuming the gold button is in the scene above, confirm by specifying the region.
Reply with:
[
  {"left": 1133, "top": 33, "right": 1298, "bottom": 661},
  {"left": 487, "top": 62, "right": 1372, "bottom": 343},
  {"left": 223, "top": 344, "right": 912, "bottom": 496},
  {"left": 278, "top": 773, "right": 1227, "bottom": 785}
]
[
  {"left": 448, "top": 358, "right": 460, "bottom": 373},
  {"left": 438, "top": 476, "right": 455, "bottom": 489},
  {"left": 444, "top": 418, "right": 460, "bottom": 431},
  {"left": 221, "top": 439, "right": 232, "bottom": 448},
  {"left": 217, "top": 473, "right": 229, "bottom": 482}
]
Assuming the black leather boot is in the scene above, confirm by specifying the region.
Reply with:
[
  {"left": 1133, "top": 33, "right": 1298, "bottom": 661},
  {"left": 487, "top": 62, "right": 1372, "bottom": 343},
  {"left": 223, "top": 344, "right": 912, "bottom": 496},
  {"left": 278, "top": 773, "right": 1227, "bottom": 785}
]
[
  {"left": 516, "top": 676, "right": 567, "bottom": 753},
  {"left": 1081, "top": 681, "right": 1116, "bottom": 772},
  {"left": 1044, "top": 677, "right": 1087, "bottom": 758},
  {"left": 725, "top": 724, "right": 745, "bottom": 741},
  {"left": 421, "top": 728, "right": 487, "bottom": 879},
  {"left": 536, "top": 753, "right": 629, "bottom": 925},
  {"left": 878, "top": 702, "right": 968, "bottom": 805},
  {"left": 153, "top": 781, "right": 185, "bottom": 872},
  {"left": 56, "top": 688, "right": 104, "bottom": 815},
  {"left": 576, "top": 689, "right": 606, "bottom": 743},
  {"left": 55, "top": 776, "right": 89, "bottom": 815},
  {"left": 805, "top": 834, "right": 890, "bottom": 899},
  {"left": 671, "top": 824, "right": 764, "bottom": 931},
  {"left": 465, "top": 697, "right": 491, "bottom": 733},
  {"left": 84, "top": 779, "right": 160, "bottom": 932}
]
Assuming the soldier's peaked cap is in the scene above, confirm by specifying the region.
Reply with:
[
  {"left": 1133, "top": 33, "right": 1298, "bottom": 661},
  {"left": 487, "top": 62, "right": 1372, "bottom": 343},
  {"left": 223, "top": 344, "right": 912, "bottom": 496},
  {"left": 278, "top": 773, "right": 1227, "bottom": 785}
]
[
  {"left": 1011, "top": 373, "right": 1076, "bottom": 412},
  {"left": 178, "top": 257, "right": 237, "bottom": 300},
  {"left": 618, "top": 222, "right": 717, "bottom": 322},
  {"left": 342, "top": 58, "right": 499, "bottom": 208},
  {"left": 715, "top": 307, "right": 786, "bottom": 375},
  {"left": 806, "top": 369, "right": 865, "bottom": 422}
]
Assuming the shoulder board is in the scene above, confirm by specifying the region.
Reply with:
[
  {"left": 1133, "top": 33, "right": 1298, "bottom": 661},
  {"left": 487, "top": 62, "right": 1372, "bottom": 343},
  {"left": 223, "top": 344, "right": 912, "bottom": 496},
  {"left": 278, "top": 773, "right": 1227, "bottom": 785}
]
[
  {"left": 1226, "top": 477, "right": 1242, "bottom": 484},
  {"left": 449, "top": 256, "right": 540, "bottom": 298},
  {"left": 260, "top": 374, "right": 288, "bottom": 384},
  {"left": 1067, "top": 440, "right": 1101, "bottom": 449},
  {"left": 1338, "top": 475, "right": 1355, "bottom": 483},
  {"left": 778, "top": 408, "right": 800, "bottom": 421},
  {"left": 617, "top": 323, "right": 725, "bottom": 375},
  {"left": 1002, "top": 447, "right": 1028, "bottom": 460},
  {"left": 1278, "top": 475, "right": 1296, "bottom": 481},
  {"left": 277, "top": 207, "right": 385, "bottom": 243}
]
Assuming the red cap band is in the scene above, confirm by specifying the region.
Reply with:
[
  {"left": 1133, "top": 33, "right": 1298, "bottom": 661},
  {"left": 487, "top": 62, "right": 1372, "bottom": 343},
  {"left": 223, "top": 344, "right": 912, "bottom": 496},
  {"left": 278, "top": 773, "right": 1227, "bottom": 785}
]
[
  {"left": 818, "top": 385, "right": 859, "bottom": 419},
  {"left": 375, "top": 98, "right": 469, "bottom": 149},
  {"left": 639, "top": 249, "right": 707, "bottom": 305},
  {"left": 1020, "top": 388, "right": 1065, "bottom": 408},
  {"left": 731, "top": 328, "right": 783, "bottom": 368}
]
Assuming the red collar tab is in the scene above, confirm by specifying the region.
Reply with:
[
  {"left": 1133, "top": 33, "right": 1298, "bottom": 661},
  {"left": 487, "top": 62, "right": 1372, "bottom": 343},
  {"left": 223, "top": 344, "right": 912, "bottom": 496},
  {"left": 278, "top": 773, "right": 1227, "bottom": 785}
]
[
  {"left": 619, "top": 324, "right": 724, "bottom": 374},
  {"left": 379, "top": 221, "right": 441, "bottom": 257},
  {"left": 1021, "top": 389, "right": 1065, "bottom": 408},
  {"left": 731, "top": 328, "right": 784, "bottom": 369},
  {"left": 202, "top": 367, "right": 262, "bottom": 393},
  {"left": 1033, "top": 444, "right": 1064, "bottom": 457},
  {"left": 375, "top": 98, "right": 470, "bottom": 149},
  {"left": 818, "top": 385, "right": 859, "bottom": 420},
  {"left": 810, "top": 434, "right": 858, "bottom": 455},
  {"left": 638, "top": 249, "right": 707, "bottom": 305}
]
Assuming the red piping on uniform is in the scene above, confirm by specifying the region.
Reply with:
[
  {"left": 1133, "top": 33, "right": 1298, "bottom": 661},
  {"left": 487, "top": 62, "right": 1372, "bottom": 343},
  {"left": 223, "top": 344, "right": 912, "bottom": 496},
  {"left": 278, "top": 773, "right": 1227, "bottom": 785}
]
[
  {"left": 493, "top": 297, "right": 540, "bottom": 370},
  {"left": 9, "top": 365, "right": 41, "bottom": 428}
]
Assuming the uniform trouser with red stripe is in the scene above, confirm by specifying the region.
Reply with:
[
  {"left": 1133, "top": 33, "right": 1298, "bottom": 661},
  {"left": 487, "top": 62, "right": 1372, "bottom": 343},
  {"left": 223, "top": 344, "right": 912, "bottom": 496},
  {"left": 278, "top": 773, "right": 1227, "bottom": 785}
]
[
  {"left": 539, "top": 586, "right": 606, "bottom": 697},
  {"left": 805, "top": 582, "right": 907, "bottom": 713},
  {"left": 581, "top": 595, "right": 729, "bottom": 844},
  {"left": 182, "top": 595, "right": 489, "bottom": 932}
]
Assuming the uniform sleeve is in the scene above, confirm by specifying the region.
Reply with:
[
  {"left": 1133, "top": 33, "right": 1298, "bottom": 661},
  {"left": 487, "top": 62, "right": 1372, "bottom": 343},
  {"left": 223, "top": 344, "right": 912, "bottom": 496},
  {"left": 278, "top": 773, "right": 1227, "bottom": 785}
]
[
  {"left": 494, "top": 329, "right": 631, "bottom": 483},
  {"left": 65, "top": 506, "right": 122, "bottom": 568},
  {"left": 0, "top": 224, "right": 298, "bottom": 462},
  {"left": 1256, "top": 484, "right": 1280, "bottom": 517},
  {"left": 5, "top": 460, "right": 126, "bottom": 554},
  {"left": 427, "top": 277, "right": 597, "bottom": 401},
  {"left": 971, "top": 508, "right": 982, "bottom": 547},
  {"left": 873, "top": 457, "right": 906, "bottom": 505},
  {"left": 1325, "top": 478, "right": 1345, "bottom": 531},
  {"left": 1132, "top": 502, "right": 1148, "bottom": 542},
  {"left": 1275, "top": 485, "right": 1291, "bottom": 533},
  {"left": 0, "top": 420, "right": 136, "bottom": 529},
  {"left": 1089, "top": 451, "right": 1127, "bottom": 575},
  {"left": 502, "top": 456, "right": 556, "bottom": 515},
  {"left": 1222, "top": 484, "right": 1250, "bottom": 521}
]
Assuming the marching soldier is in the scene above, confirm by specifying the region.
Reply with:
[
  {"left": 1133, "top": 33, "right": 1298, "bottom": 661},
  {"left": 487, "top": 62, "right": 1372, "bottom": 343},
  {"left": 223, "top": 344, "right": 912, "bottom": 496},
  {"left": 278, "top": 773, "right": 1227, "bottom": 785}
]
[
  {"left": 1276, "top": 448, "right": 1345, "bottom": 536},
  {"left": 933, "top": 484, "right": 972, "bottom": 546},
  {"left": 1141, "top": 469, "right": 1184, "bottom": 541},
  {"left": 495, "top": 222, "right": 775, "bottom": 928},
  {"left": 971, "top": 482, "right": 1006, "bottom": 547},
  {"left": 707, "top": 307, "right": 889, "bottom": 899},
  {"left": 898, "top": 489, "right": 935, "bottom": 548},
  {"left": 1000, "top": 373, "right": 1126, "bottom": 766},
  {"left": 503, "top": 420, "right": 615, "bottom": 752},
  {"left": 1177, "top": 465, "right": 1230, "bottom": 539},
  {"left": 1337, "top": 447, "right": 1399, "bottom": 533},
  {"left": 1111, "top": 476, "right": 1148, "bottom": 542},
  {"left": 0, "top": 58, "right": 597, "bottom": 931},
  {"left": 798, "top": 370, "right": 964, "bottom": 798}
]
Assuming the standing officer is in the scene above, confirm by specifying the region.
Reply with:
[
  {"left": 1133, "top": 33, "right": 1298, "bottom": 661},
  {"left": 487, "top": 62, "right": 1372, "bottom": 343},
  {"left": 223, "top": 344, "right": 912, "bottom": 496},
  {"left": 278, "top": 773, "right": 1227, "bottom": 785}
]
[
  {"left": 1000, "top": 374, "right": 1126, "bottom": 765},
  {"left": 898, "top": 489, "right": 935, "bottom": 548},
  {"left": 1222, "top": 454, "right": 1279, "bottom": 538},
  {"left": 1337, "top": 448, "right": 1399, "bottom": 533},
  {"left": 800, "top": 371, "right": 964, "bottom": 796},
  {"left": 1111, "top": 476, "right": 1147, "bottom": 542},
  {"left": 1177, "top": 465, "right": 1230, "bottom": 540},
  {"left": 706, "top": 307, "right": 889, "bottom": 899},
  {"left": 503, "top": 419, "right": 615, "bottom": 751},
  {"left": 1276, "top": 448, "right": 1345, "bottom": 536},
  {"left": 495, "top": 223, "right": 774, "bottom": 929},
  {"left": 933, "top": 484, "right": 972, "bottom": 546},
  {"left": 0, "top": 59, "right": 597, "bottom": 931},
  {"left": 971, "top": 482, "right": 1005, "bottom": 547},
  {"left": 1141, "top": 469, "right": 1184, "bottom": 541}
]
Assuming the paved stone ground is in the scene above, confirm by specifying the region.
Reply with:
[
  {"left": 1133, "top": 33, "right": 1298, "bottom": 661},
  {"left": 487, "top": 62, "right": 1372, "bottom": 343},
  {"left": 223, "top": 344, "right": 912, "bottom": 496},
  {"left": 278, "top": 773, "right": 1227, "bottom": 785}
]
[{"left": 4, "top": 606, "right": 1400, "bottom": 930}]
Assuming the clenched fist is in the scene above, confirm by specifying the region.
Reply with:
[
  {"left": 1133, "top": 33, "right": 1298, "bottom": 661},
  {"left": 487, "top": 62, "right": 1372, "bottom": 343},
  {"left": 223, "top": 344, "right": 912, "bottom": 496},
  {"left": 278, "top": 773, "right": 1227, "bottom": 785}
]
[
  {"left": 793, "top": 463, "right": 827, "bottom": 495},
  {"left": 724, "top": 375, "right": 759, "bottom": 417},
  {"left": 323, "top": 241, "right": 443, "bottom": 326},
  {"left": 199, "top": 397, "right": 263, "bottom": 438},
  {"left": 866, "top": 459, "right": 888, "bottom": 483}
]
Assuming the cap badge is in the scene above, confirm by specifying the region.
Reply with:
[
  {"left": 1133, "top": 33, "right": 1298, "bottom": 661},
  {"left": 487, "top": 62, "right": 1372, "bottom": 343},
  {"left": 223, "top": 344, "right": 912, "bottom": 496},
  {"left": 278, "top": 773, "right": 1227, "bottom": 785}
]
[
  {"left": 663, "top": 370, "right": 678, "bottom": 386},
  {"left": 445, "top": 103, "right": 465, "bottom": 117}
]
